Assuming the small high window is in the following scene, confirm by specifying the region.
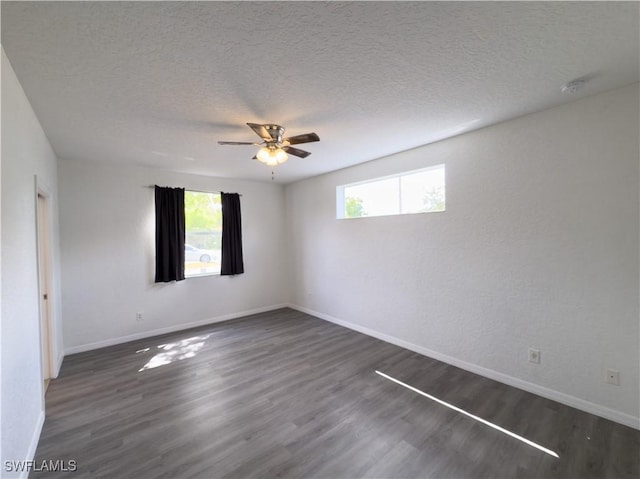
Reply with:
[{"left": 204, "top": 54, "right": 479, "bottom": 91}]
[{"left": 337, "top": 165, "right": 445, "bottom": 219}]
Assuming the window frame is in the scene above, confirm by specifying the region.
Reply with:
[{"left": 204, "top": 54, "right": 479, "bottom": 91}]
[
  {"left": 184, "top": 190, "right": 223, "bottom": 279},
  {"left": 336, "top": 164, "right": 446, "bottom": 219}
]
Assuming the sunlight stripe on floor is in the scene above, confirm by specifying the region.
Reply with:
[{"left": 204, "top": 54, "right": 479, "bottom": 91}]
[{"left": 375, "top": 370, "right": 559, "bottom": 458}]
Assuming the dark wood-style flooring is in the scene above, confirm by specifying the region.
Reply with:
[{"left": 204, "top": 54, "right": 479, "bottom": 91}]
[{"left": 33, "top": 308, "right": 639, "bottom": 478}]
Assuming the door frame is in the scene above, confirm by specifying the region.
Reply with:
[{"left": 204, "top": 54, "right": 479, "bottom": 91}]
[{"left": 35, "top": 179, "right": 55, "bottom": 392}]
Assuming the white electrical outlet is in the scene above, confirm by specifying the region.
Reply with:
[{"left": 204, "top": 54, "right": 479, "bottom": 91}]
[
  {"left": 528, "top": 348, "right": 541, "bottom": 364},
  {"left": 136, "top": 312, "right": 143, "bottom": 322},
  {"left": 606, "top": 369, "right": 620, "bottom": 386}
]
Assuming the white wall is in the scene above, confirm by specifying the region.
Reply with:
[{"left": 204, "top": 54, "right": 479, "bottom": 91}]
[
  {"left": 59, "top": 160, "right": 289, "bottom": 352},
  {"left": 286, "top": 83, "right": 640, "bottom": 428},
  {"left": 1, "top": 48, "right": 63, "bottom": 474}
]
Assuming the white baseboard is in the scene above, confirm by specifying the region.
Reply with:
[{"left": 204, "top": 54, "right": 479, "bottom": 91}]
[
  {"left": 288, "top": 303, "right": 640, "bottom": 430},
  {"left": 64, "top": 304, "right": 289, "bottom": 355},
  {"left": 53, "top": 351, "right": 64, "bottom": 378},
  {"left": 13, "top": 410, "right": 46, "bottom": 479}
]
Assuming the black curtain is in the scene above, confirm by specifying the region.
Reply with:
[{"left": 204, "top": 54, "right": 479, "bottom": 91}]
[
  {"left": 155, "top": 186, "right": 185, "bottom": 282},
  {"left": 221, "top": 192, "right": 244, "bottom": 275}
]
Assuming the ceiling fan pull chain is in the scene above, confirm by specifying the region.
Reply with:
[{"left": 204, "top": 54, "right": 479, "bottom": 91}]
[{"left": 271, "top": 168, "right": 275, "bottom": 181}]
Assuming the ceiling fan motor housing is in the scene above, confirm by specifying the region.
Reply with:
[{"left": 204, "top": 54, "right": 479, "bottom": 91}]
[{"left": 264, "top": 124, "right": 285, "bottom": 144}]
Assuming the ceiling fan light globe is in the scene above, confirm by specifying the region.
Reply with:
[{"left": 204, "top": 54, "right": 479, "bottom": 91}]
[
  {"left": 275, "top": 149, "right": 289, "bottom": 164},
  {"left": 257, "top": 147, "right": 288, "bottom": 166},
  {"left": 256, "top": 147, "right": 270, "bottom": 163}
]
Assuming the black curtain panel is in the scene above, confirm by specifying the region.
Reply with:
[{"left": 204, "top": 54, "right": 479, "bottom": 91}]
[
  {"left": 221, "top": 192, "right": 244, "bottom": 275},
  {"left": 155, "top": 185, "right": 186, "bottom": 282}
]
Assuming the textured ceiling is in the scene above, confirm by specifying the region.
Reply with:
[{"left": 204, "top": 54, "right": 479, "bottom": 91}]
[{"left": 2, "top": 1, "right": 638, "bottom": 184}]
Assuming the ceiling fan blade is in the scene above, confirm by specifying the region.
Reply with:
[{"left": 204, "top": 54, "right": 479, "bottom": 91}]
[
  {"left": 218, "top": 141, "right": 260, "bottom": 145},
  {"left": 283, "top": 132, "right": 320, "bottom": 145},
  {"left": 283, "top": 146, "right": 311, "bottom": 158},
  {"left": 247, "top": 123, "right": 272, "bottom": 141}
]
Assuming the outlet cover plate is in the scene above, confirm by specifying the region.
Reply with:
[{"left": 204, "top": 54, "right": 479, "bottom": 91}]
[
  {"left": 606, "top": 369, "right": 620, "bottom": 386},
  {"left": 528, "top": 348, "right": 541, "bottom": 364}
]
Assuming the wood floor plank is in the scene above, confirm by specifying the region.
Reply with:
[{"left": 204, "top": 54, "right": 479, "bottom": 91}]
[{"left": 32, "top": 308, "right": 639, "bottom": 478}]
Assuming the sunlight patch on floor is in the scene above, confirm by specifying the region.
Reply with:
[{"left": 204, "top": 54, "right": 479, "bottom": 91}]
[{"left": 138, "top": 334, "right": 210, "bottom": 372}]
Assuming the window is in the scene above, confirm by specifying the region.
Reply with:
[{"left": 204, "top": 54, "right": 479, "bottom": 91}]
[
  {"left": 184, "top": 191, "right": 222, "bottom": 277},
  {"left": 337, "top": 165, "right": 445, "bottom": 219}
]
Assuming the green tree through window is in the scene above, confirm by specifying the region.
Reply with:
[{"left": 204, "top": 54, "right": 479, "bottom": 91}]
[
  {"left": 345, "top": 196, "right": 366, "bottom": 218},
  {"left": 422, "top": 186, "right": 445, "bottom": 212},
  {"left": 185, "top": 191, "right": 222, "bottom": 276}
]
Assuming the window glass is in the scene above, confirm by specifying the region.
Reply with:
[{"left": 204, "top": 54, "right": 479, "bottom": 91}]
[
  {"left": 400, "top": 167, "right": 446, "bottom": 214},
  {"left": 338, "top": 165, "right": 445, "bottom": 219},
  {"left": 184, "top": 191, "right": 222, "bottom": 277},
  {"left": 344, "top": 177, "right": 399, "bottom": 218}
]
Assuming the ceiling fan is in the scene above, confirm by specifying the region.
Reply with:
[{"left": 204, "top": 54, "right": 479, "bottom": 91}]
[{"left": 218, "top": 123, "right": 320, "bottom": 167}]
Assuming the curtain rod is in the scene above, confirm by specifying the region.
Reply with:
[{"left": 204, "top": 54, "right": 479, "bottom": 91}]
[{"left": 148, "top": 185, "right": 242, "bottom": 196}]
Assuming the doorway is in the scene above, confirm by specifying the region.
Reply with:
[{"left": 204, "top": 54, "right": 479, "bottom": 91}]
[{"left": 37, "top": 190, "right": 53, "bottom": 392}]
